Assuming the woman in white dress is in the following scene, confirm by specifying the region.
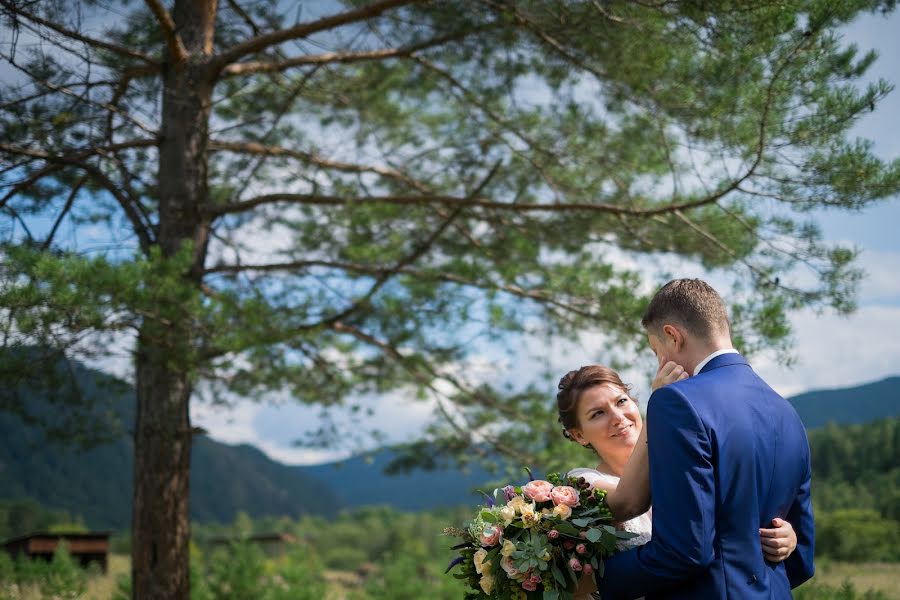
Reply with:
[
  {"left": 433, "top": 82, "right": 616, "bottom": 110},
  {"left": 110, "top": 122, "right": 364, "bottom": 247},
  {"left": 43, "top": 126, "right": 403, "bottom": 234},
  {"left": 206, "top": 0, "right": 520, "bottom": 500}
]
[{"left": 556, "top": 364, "right": 797, "bottom": 599}]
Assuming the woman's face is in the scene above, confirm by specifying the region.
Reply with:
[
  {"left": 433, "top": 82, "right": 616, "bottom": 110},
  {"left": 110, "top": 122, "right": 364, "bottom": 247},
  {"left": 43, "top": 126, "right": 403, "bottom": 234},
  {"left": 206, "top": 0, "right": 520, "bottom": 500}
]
[{"left": 568, "top": 383, "right": 643, "bottom": 460}]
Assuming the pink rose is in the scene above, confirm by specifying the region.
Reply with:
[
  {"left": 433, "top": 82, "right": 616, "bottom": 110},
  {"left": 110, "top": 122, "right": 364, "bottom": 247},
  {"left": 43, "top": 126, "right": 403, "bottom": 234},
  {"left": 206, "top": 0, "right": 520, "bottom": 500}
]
[
  {"left": 569, "top": 557, "right": 583, "bottom": 572},
  {"left": 583, "top": 563, "right": 594, "bottom": 575},
  {"left": 576, "top": 543, "right": 587, "bottom": 555},
  {"left": 479, "top": 525, "right": 502, "bottom": 547},
  {"left": 548, "top": 529, "right": 559, "bottom": 540},
  {"left": 550, "top": 485, "right": 580, "bottom": 507},
  {"left": 522, "top": 480, "right": 554, "bottom": 503},
  {"left": 528, "top": 573, "right": 542, "bottom": 585},
  {"left": 522, "top": 580, "right": 538, "bottom": 592}
]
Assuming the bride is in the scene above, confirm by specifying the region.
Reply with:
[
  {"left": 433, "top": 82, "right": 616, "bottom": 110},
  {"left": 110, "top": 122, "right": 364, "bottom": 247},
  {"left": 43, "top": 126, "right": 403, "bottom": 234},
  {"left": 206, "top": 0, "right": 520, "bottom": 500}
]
[{"left": 556, "top": 364, "right": 797, "bottom": 599}]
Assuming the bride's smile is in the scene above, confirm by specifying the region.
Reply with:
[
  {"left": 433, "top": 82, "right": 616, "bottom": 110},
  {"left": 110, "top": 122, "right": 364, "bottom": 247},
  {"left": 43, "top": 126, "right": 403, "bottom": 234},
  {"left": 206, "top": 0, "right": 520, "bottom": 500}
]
[{"left": 567, "top": 382, "right": 643, "bottom": 477}]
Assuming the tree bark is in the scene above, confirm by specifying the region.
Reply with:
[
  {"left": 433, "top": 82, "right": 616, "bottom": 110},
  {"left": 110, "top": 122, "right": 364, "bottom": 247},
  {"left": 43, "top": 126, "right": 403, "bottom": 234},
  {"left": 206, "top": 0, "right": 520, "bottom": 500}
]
[
  {"left": 132, "top": 332, "right": 194, "bottom": 599},
  {"left": 131, "top": 1, "right": 216, "bottom": 598}
]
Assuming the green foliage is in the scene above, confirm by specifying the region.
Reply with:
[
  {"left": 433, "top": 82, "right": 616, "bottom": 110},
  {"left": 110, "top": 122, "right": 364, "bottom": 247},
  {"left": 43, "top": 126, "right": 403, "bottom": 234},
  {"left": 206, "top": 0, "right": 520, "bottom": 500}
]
[
  {"left": 0, "top": 545, "right": 88, "bottom": 599},
  {"left": 0, "top": 499, "right": 77, "bottom": 541},
  {"left": 795, "top": 579, "right": 889, "bottom": 600},
  {"left": 114, "top": 542, "right": 328, "bottom": 600},
  {"left": 359, "top": 551, "right": 462, "bottom": 600},
  {"left": 806, "top": 418, "right": 900, "bottom": 562},
  {"left": 815, "top": 510, "right": 900, "bottom": 562},
  {"left": 809, "top": 418, "right": 900, "bottom": 518}
]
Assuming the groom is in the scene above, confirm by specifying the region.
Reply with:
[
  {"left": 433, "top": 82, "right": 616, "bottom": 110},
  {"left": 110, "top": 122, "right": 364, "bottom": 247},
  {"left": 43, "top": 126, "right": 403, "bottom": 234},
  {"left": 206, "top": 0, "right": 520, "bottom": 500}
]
[{"left": 597, "top": 279, "right": 815, "bottom": 599}]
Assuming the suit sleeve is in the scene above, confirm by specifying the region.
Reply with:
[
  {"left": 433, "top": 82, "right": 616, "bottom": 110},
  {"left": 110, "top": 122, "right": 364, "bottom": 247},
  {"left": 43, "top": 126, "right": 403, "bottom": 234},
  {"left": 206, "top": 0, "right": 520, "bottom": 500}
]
[
  {"left": 784, "top": 435, "right": 815, "bottom": 588},
  {"left": 596, "top": 386, "right": 716, "bottom": 599}
]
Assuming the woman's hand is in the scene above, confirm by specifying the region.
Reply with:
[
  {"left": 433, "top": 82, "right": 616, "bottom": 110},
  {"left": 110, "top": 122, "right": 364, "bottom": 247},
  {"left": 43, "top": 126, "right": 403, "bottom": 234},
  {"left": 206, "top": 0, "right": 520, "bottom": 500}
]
[
  {"left": 652, "top": 359, "right": 688, "bottom": 391},
  {"left": 759, "top": 517, "right": 797, "bottom": 562}
]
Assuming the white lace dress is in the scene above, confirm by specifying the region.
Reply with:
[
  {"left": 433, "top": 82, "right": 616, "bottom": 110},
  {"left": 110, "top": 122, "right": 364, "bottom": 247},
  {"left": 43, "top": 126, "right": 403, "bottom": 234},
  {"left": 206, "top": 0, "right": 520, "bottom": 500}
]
[{"left": 568, "top": 467, "right": 651, "bottom": 600}]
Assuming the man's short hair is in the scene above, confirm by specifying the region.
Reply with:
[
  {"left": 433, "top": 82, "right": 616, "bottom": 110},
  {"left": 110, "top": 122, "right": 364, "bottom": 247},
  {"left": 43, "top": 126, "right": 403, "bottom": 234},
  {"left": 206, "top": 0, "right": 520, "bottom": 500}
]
[{"left": 641, "top": 278, "right": 731, "bottom": 341}]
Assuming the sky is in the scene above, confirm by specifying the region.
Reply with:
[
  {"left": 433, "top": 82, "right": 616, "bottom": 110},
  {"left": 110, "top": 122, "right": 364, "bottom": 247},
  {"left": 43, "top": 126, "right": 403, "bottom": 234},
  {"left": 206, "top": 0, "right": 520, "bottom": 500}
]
[{"left": 3, "top": 5, "right": 899, "bottom": 465}]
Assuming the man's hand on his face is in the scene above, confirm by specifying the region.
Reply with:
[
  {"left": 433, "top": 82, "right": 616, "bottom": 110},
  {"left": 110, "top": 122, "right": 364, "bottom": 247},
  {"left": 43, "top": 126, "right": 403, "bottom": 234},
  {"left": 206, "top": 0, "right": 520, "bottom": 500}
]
[{"left": 652, "top": 359, "right": 688, "bottom": 391}]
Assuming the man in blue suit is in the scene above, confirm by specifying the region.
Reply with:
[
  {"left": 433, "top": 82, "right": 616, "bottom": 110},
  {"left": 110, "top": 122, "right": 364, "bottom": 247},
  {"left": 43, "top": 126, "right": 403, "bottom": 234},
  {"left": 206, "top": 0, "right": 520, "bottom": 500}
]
[{"left": 597, "top": 279, "right": 815, "bottom": 599}]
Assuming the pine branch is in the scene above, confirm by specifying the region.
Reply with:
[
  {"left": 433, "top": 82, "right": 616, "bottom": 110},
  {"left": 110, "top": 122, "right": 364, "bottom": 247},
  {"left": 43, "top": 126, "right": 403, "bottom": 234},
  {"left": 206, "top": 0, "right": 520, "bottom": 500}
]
[
  {"left": 207, "top": 140, "right": 419, "bottom": 185},
  {"left": 1, "top": 54, "right": 159, "bottom": 136},
  {"left": 209, "top": 0, "right": 424, "bottom": 74},
  {"left": 0, "top": 141, "right": 157, "bottom": 251},
  {"left": 144, "top": 0, "right": 189, "bottom": 63},
  {"left": 0, "top": 0, "right": 159, "bottom": 66},
  {"left": 207, "top": 187, "right": 743, "bottom": 218},
  {"left": 221, "top": 29, "right": 477, "bottom": 77},
  {"left": 42, "top": 176, "right": 86, "bottom": 249},
  {"left": 328, "top": 320, "right": 527, "bottom": 460},
  {"left": 205, "top": 259, "right": 602, "bottom": 320}
]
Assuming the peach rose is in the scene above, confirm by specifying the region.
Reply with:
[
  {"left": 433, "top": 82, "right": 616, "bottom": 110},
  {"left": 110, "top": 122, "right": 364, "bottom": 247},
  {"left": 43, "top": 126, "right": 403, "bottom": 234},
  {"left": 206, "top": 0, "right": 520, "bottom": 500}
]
[
  {"left": 479, "top": 573, "right": 495, "bottom": 594},
  {"left": 522, "top": 479, "right": 554, "bottom": 502},
  {"left": 522, "top": 579, "right": 538, "bottom": 592},
  {"left": 473, "top": 549, "right": 490, "bottom": 574},
  {"left": 550, "top": 485, "right": 580, "bottom": 508},
  {"left": 553, "top": 503, "right": 572, "bottom": 520},
  {"left": 508, "top": 495, "right": 527, "bottom": 513}
]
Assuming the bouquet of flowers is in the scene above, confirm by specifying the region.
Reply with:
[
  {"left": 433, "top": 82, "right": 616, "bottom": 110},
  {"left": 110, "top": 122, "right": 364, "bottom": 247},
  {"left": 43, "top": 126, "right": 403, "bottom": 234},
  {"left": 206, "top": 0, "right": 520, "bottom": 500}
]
[{"left": 444, "top": 471, "right": 635, "bottom": 600}]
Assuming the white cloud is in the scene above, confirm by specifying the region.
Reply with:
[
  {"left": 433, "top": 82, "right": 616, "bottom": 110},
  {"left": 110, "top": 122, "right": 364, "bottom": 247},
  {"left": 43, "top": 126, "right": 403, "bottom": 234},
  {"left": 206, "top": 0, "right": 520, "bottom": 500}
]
[
  {"left": 858, "top": 248, "right": 900, "bottom": 302},
  {"left": 754, "top": 303, "right": 900, "bottom": 398}
]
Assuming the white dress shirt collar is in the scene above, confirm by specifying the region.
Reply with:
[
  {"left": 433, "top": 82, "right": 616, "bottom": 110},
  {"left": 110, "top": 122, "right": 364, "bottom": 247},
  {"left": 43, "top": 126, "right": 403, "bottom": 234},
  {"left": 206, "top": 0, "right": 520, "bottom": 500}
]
[{"left": 693, "top": 348, "right": 739, "bottom": 376}]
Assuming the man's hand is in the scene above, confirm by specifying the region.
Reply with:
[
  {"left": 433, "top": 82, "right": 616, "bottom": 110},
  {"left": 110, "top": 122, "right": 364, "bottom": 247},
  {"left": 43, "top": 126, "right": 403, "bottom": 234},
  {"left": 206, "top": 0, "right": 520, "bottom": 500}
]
[
  {"left": 652, "top": 359, "right": 688, "bottom": 391},
  {"left": 760, "top": 517, "right": 797, "bottom": 562}
]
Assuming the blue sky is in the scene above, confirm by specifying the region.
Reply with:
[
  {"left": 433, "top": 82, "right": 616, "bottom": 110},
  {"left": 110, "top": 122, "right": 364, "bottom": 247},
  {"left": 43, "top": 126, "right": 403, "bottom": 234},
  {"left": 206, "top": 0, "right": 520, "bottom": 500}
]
[{"left": 190, "top": 8, "right": 900, "bottom": 465}]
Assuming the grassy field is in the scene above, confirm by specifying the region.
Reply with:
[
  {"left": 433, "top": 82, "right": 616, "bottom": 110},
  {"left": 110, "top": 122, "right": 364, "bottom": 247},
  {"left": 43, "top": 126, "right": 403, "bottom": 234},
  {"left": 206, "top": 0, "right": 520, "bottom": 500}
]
[
  {"left": 7, "top": 556, "right": 899, "bottom": 599},
  {"left": 795, "top": 561, "right": 900, "bottom": 599}
]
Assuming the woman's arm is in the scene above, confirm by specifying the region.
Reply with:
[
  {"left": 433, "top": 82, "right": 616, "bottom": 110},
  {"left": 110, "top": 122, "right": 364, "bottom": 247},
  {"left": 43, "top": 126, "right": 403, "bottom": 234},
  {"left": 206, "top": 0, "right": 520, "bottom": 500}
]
[
  {"left": 605, "top": 361, "right": 687, "bottom": 521},
  {"left": 605, "top": 425, "right": 650, "bottom": 520}
]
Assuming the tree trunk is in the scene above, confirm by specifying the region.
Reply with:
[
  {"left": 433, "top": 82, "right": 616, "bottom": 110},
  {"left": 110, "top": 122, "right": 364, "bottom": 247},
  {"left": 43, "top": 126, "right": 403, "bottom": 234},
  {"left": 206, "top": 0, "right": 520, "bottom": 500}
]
[
  {"left": 132, "top": 335, "right": 194, "bottom": 599},
  {"left": 131, "top": 1, "right": 216, "bottom": 598}
]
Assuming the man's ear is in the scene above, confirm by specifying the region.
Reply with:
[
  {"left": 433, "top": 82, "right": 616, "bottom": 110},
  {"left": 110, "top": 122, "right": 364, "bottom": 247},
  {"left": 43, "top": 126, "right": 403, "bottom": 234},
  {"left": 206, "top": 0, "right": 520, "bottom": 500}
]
[{"left": 662, "top": 324, "right": 684, "bottom": 351}]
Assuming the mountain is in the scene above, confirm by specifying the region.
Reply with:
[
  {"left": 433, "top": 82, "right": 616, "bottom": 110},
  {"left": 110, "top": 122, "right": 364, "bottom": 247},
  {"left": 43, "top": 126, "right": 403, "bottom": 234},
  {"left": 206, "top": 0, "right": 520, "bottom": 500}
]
[
  {"left": 787, "top": 376, "right": 900, "bottom": 429},
  {"left": 2, "top": 354, "right": 899, "bottom": 532},
  {"left": 0, "top": 359, "right": 340, "bottom": 530},
  {"left": 0, "top": 356, "right": 497, "bottom": 532},
  {"left": 300, "top": 449, "right": 500, "bottom": 512}
]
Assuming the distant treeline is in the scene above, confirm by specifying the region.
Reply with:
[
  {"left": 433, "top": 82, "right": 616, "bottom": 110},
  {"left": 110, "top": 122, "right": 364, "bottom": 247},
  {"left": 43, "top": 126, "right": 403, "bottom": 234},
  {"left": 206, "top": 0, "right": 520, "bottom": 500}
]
[{"left": 807, "top": 417, "right": 899, "bottom": 562}]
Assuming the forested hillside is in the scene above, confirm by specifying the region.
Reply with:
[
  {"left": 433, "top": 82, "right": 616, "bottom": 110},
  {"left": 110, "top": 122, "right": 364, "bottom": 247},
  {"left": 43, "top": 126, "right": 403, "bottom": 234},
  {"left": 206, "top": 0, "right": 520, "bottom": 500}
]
[
  {"left": 808, "top": 418, "right": 899, "bottom": 561},
  {"left": 789, "top": 377, "right": 900, "bottom": 429},
  {"left": 0, "top": 361, "right": 340, "bottom": 528},
  {"left": 1, "top": 356, "right": 898, "bottom": 537}
]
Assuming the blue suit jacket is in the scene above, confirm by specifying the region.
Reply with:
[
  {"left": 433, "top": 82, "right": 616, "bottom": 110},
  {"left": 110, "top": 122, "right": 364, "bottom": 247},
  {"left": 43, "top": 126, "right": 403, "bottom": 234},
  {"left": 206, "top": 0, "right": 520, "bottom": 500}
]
[{"left": 597, "top": 353, "right": 815, "bottom": 599}]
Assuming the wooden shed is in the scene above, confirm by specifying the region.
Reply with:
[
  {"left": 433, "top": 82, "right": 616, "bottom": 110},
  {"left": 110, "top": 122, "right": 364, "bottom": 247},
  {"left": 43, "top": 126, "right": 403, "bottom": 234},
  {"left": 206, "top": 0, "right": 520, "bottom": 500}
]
[{"left": 1, "top": 531, "right": 111, "bottom": 572}]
